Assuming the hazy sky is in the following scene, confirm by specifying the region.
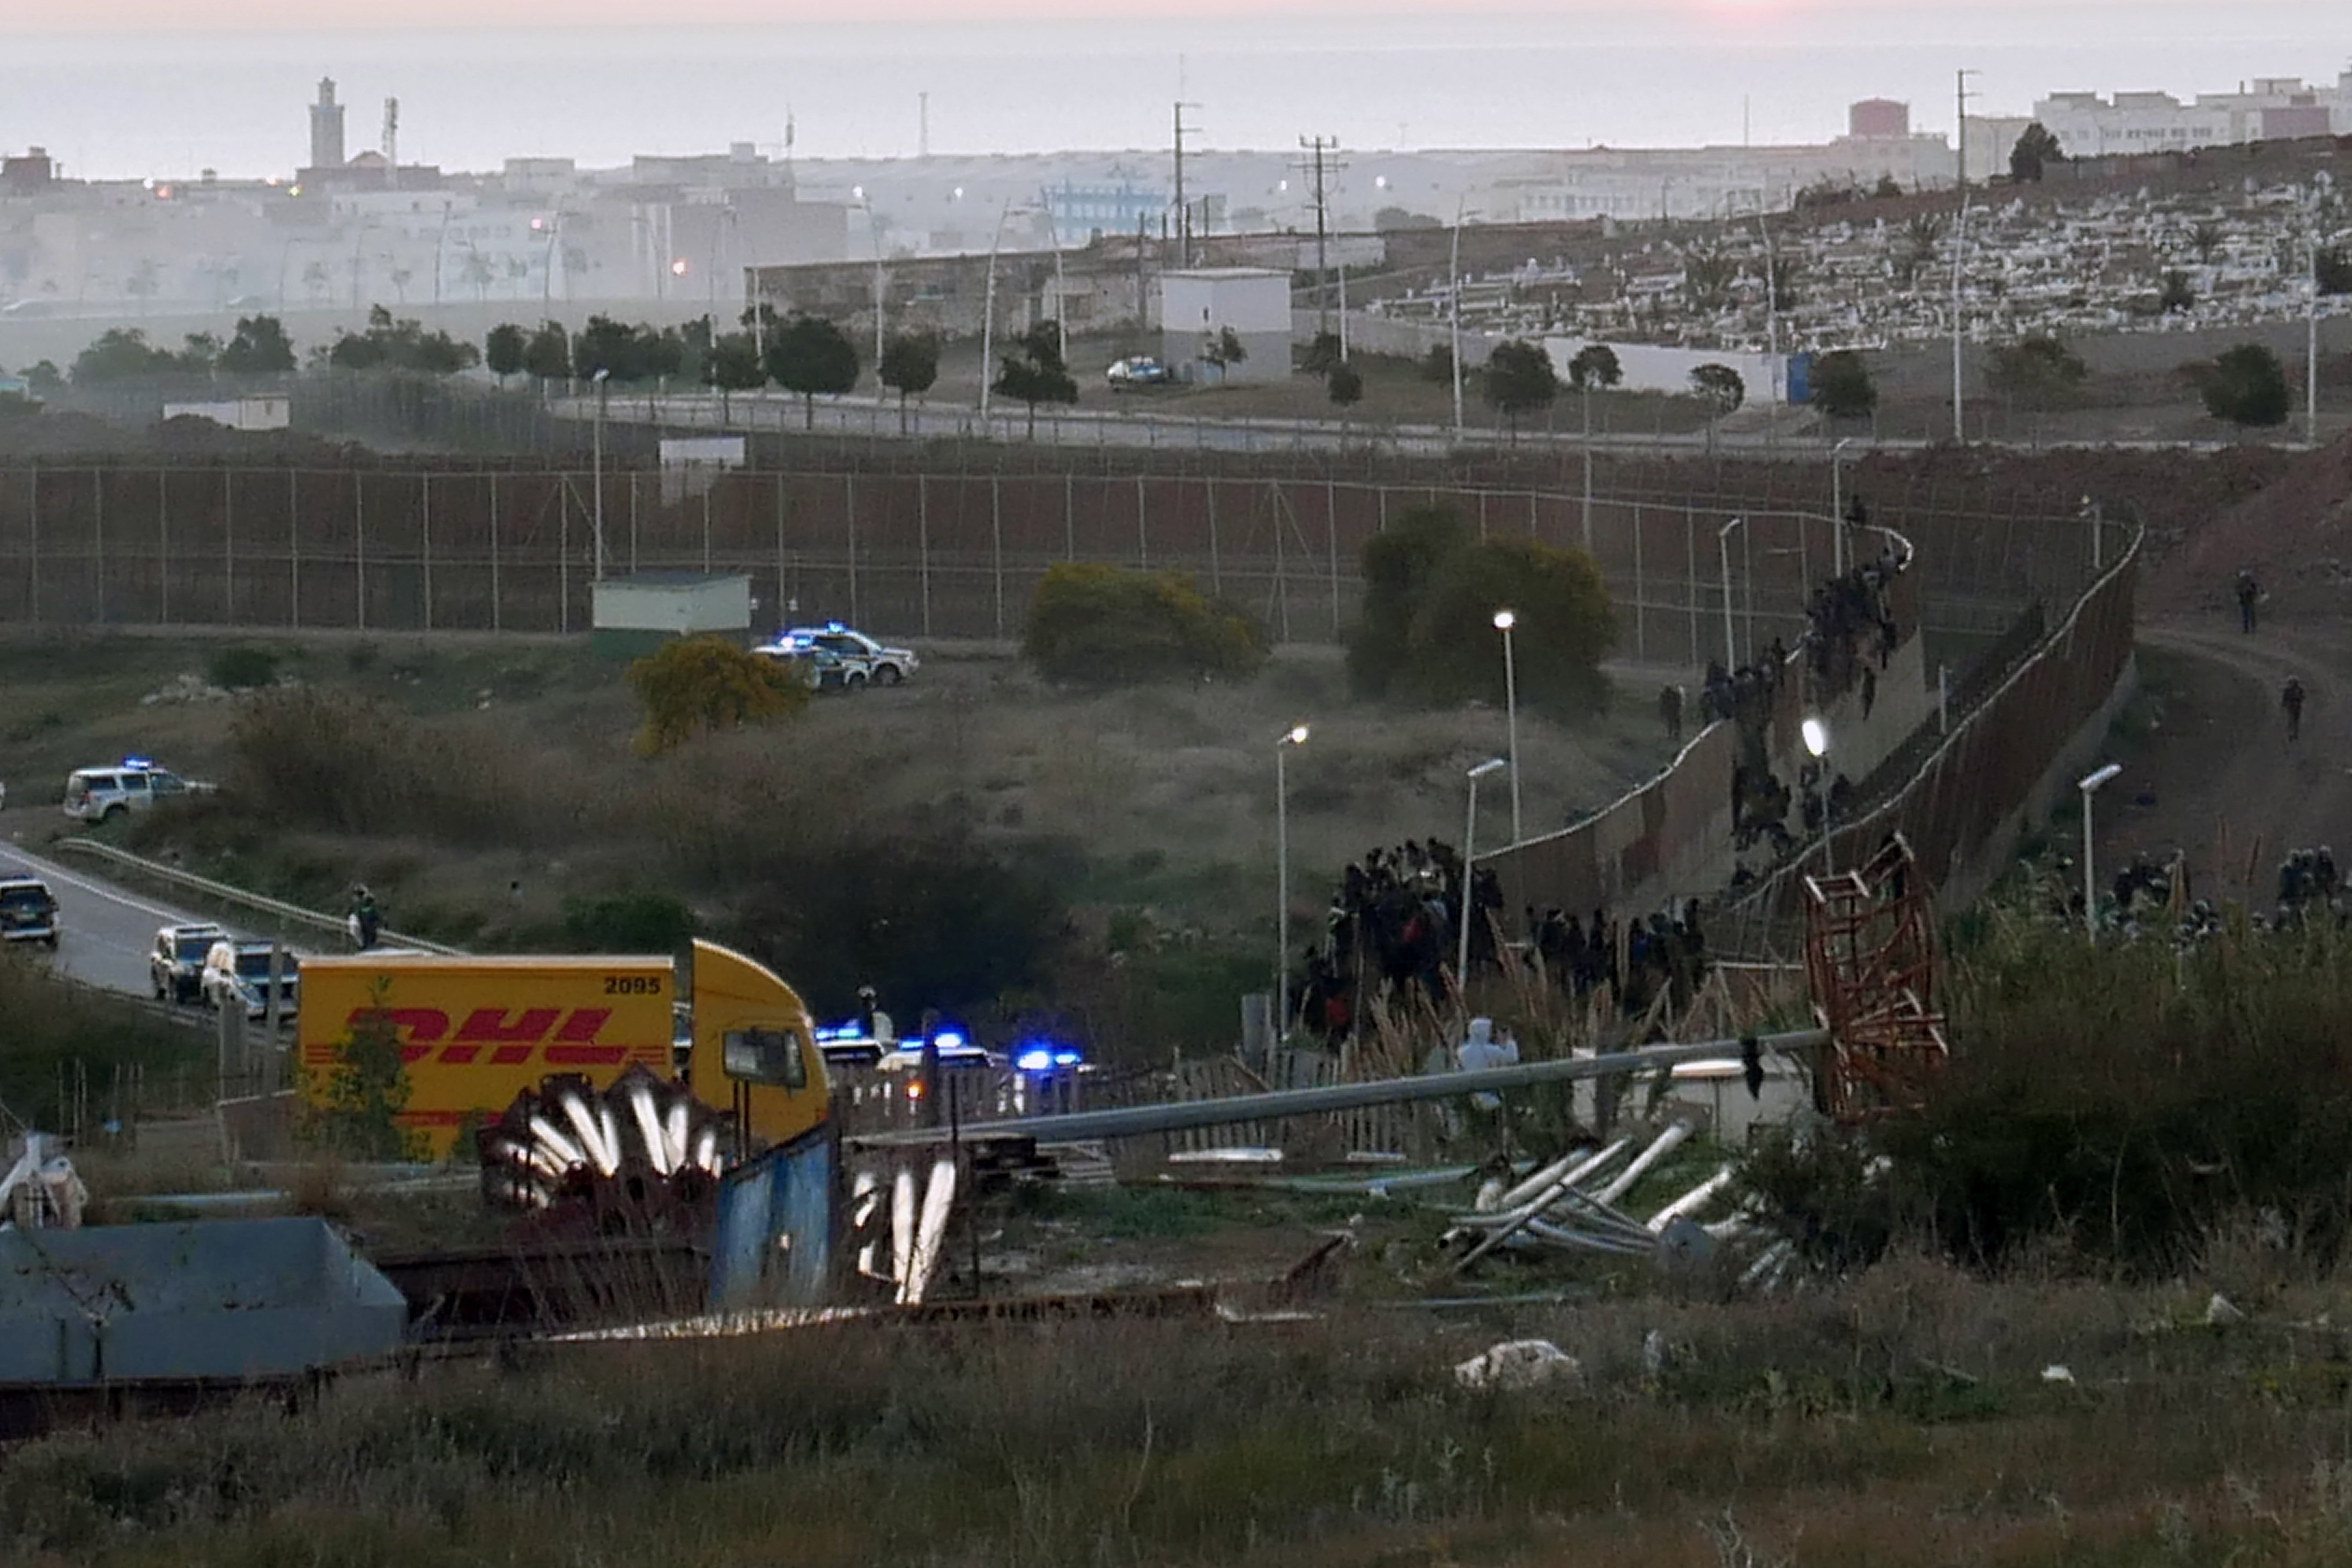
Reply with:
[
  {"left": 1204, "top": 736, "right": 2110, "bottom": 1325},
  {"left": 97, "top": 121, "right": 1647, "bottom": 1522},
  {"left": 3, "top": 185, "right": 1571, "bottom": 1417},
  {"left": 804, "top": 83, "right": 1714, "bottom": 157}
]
[{"left": 25, "top": 0, "right": 2344, "bottom": 32}]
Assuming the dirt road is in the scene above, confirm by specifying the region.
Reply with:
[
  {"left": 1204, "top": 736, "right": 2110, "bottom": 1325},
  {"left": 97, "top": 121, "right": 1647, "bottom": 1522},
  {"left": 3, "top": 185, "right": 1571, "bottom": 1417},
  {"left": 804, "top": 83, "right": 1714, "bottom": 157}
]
[{"left": 2104, "top": 608, "right": 2352, "bottom": 914}]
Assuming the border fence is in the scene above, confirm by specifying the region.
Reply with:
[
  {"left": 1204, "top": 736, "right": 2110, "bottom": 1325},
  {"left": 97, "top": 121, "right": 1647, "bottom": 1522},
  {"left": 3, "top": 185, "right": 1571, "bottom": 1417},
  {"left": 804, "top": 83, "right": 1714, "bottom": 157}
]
[{"left": 0, "top": 454, "right": 2109, "bottom": 666}]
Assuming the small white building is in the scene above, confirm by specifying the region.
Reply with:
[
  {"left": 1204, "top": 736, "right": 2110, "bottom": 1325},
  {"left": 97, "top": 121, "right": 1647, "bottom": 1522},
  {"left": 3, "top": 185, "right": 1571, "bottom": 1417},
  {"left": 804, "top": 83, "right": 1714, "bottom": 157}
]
[
  {"left": 590, "top": 572, "right": 752, "bottom": 658},
  {"left": 1159, "top": 268, "right": 1292, "bottom": 385}
]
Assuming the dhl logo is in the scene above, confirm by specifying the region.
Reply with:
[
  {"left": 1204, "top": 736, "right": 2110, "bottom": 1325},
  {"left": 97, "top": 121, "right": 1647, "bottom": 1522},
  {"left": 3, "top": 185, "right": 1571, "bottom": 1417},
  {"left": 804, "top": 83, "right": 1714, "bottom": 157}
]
[{"left": 300, "top": 1007, "right": 666, "bottom": 1070}]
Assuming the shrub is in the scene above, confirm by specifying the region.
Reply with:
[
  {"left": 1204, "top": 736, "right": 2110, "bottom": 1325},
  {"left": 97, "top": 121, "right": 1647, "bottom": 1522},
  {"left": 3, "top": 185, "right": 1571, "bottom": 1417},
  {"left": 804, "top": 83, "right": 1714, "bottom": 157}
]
[
  {"left": 206, "top": 645, "right": 280, "bottom": 691},
  {"left": 1022, "top": 564, "right": 1267, "bottom": 687},
  {"left": 1809, "top": 349, "right": 1877, "bottom": 418},
  {"left": 2190, "top": 343, "right": 2291, "bottom": 426},
  {"left": 1987, "top": 335, "right": 2089, "bottom": 409},
  {"left": 627, "top": 635, "right": 808, "bottom": 757},
  {"left": 1347, "top": 506, "right": 1616, "bottom": 716},
  {"left": 300, "top": 1003, "right": 423, "bottom": 1163},
  {"left": 226, "top": 686, "right": 527, "bottom": 845}
]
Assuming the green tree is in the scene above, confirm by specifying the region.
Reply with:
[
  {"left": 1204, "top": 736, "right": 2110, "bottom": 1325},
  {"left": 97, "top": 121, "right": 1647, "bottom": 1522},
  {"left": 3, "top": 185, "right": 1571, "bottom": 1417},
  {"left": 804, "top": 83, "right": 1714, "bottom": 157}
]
[
  {"left": 1566, "top": 343, "right": 1622, "bottom": 447},
  {"left": 1481, "top": 338, "right": 1557, "bottom": 442},
  {"left": 1892, "top": 210, "right": 1947, "bottom": 291},
  {"left": 175, "top": 332, "right": 221, "bottom": 374},
  {"left": 1681, "top": 243, "right": 1736, "bottom": 312},
  {"left": 523, "top": 319, "right": 572, "bottom": 382},
  {"left": 2190, "top": 343, "right": 2291, "bottom": 427},
  {"left": 1299, "top": 331, "right": 1343, "bottom": 376},
  {"left": 302, "top": 1000, "right": 423, "bottom": 1162},
  {"left": 217, "top": 314, "right": 297, "bottom": 375},
  {"left": 326, "top": 305, "right": 478, "bottom": 375},
  {"left": 71, "top": 327, "right": 176, "bottom": 382},
  {"left": 1690, "top": 363, "right": 1745, "bottom": 416},
  {"left": 1810, "top": 349, "right": 1877, "bottom": 418},
  {"left": 574, "top": 315, "right": 684, "bottom": 383},
  {"left": 1986, "top": 335, "right": 2090, "bottom": 409},
  {"left": 626, "top": 635, "right": 809, "bottom": 757},
  {"left": 707, "top": 330, "right": 766, "bottom": 419},
  {"left": 23, "top": 360, "right": 63, "bottom": 397},
  {"left": 2316, "top": 245, "right": 2352, "bottom": 297},
  {"left": 1419, "top": 344, "right": 1455, "bottom": 384},
  {"left": 2158, "top": 269, "right": 2197, "bottom": 314},
  {"left": 2188, "top": 221, "right": 2227, "bottom": 266},
  {"left": 1023, "top": 564, "right": 1267, "bottom": 687},
  {"left": 1327, "top": 360, "right": 1364, "bottom": 416},
  {"left": 1766, "top": 254, "right": 1803, "bottom": 312},
  {"left": 1347, "top": 505, "right": 1468, "bottom": 700},
  {"left": 2009, "top": 122, "right": 2065, "bottom": 182},
  {"left": 484, "top": 322, "right": 527, "bottom": 384},
  {"left": 1343, "top": 505, "right": 1615, "bottom": 716},
  {"left": 992, "top": 319, "right": 1079, "bottom": 438},
  {"left": 765, "top": 313, "right": 860, "bottom": 431},
  {"left": 877, "top": 328, "right": 940, "bottom": 435}
]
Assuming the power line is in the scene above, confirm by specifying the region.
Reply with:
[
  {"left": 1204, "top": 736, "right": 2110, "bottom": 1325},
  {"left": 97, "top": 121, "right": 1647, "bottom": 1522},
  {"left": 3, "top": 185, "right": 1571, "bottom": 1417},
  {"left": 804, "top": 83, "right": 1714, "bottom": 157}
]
[{"left": 1295, "top": 135, "right": 1347, "bottom": 340}]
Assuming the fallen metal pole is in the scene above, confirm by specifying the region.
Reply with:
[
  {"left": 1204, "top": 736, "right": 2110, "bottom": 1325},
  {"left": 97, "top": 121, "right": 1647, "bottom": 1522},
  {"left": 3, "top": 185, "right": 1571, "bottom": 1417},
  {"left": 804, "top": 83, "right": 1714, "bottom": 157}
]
[
  {"left": 850, "top": 1031, "right": 1824, "bottom": 1149},
  {"left": 1453, "top": 1140, "right": 1638, "bottom": 1274}
]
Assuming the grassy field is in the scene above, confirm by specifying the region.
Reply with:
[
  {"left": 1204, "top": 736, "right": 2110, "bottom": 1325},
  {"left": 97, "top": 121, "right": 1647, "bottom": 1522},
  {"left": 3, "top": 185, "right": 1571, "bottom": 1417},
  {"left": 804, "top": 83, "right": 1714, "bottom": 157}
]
[
  {"left": 12, "top": 1250, "right": 2352, "bottom": 1567},
  {"left": 0, "top": 629, "right": 1672, "bottom": 1052}
]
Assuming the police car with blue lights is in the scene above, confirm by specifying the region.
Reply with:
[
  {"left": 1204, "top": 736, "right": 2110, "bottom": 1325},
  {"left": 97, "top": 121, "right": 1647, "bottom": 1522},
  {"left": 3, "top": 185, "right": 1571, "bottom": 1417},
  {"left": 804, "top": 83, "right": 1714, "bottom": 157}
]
[{"left": 781, "top": 623, "right": 920, "bottom": 686}]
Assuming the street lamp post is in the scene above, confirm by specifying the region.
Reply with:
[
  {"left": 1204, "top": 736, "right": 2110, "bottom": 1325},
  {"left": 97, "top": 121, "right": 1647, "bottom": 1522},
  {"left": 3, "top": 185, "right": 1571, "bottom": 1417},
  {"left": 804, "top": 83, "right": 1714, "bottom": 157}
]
[
  {"left": 591, "top": 368, "right": 611, "bottom": 583},
  {"left": 1492, "top": 609, "right": 1522, "bottom": 843},
  {"left": 1802, "top": 716, "right": 1832, "bottom": 872},
  {"left": 978, "top": 199, "right": 1012, "bottom": 424},
  {"left": 1275, "top": 724, "right": 1310, "bottom": 1040},
  {"left": 1459, "top": 758, "right": 1508, "bottom": 999},
  {"left": 1950, "top": 200, "right": 1970, "bottom": 443},
  {"left": 2079, "top": 762, "right": 2122, "bottom": 937},
  {"left": 2081, "top": 495, "right": 2104, "bottom": 573},
  {"left": 1449, "top": 198, "right": 1467, "bottom": 438},
  {"left": 1830, "top": 437, "right": 1855, "bottom": 577},
  {"left": 1717, "top": 516, "right": 1746, "bottom": 668}
]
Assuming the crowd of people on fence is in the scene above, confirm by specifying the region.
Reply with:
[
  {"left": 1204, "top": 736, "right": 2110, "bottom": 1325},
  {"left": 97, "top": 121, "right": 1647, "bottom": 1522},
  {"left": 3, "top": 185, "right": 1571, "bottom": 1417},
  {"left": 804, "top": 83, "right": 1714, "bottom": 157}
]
[{"left": 1291, "top": 833, "right": 1713, "bottom": 1043}]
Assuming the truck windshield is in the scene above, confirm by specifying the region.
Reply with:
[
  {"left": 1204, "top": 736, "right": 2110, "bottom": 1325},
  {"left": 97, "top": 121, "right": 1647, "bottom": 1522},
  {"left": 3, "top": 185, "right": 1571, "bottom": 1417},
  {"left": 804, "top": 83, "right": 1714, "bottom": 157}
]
[{"left": 0, "top": 887, "right": 50, "bottom": 911}]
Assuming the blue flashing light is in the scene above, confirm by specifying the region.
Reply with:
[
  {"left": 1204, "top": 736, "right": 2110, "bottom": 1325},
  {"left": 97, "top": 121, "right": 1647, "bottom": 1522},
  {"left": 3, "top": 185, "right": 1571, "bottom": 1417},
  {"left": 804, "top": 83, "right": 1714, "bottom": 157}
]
[
  {"left": 933, "top": 1030, "right": 966, "bottom": 1051},
  {"left": 1053, "top": 1049, "right": 1083, "bottom": 1067},
  {"left": 121, "top": 756, "right": 155, "bottom": 770},
  {"left": 1015, "top": 1047, "right": 1055, "bottom": 1073},
  {"left": 825, "top": 620, "right": 846, "bottom": 632}
]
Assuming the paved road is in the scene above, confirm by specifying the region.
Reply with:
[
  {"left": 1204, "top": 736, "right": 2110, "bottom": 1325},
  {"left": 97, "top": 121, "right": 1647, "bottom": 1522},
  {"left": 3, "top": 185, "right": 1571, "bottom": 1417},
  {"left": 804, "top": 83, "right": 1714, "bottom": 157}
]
[{"left": 0, "top": 833, "right": 198, "bottom": 997}]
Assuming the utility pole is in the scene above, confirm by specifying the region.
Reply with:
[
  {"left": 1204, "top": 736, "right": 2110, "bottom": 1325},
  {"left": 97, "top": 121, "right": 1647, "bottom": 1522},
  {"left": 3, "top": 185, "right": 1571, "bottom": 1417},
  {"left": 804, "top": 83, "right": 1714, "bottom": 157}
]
[
  {"left": 1173, "top": 101, "right": 1201, "bottom": 267},
  {"left": 1296, "top": 135, "right": 1345, "bottom": 340},
  {"left": 1954, "top": 68, "right": 1977, "bottom": 196}
]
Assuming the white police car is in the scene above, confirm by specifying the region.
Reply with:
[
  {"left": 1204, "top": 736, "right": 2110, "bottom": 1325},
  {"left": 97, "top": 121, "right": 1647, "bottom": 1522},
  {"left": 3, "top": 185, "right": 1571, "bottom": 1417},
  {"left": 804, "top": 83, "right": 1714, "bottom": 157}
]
[
  {"left": 0, "top": 877, "right": 60, "bottom": 948},
  {"left": 62, "top": 757, "right": 214, "bottom": 822},
  {"left": 780, "top": 624, "right": 920, "bottom": 686}
]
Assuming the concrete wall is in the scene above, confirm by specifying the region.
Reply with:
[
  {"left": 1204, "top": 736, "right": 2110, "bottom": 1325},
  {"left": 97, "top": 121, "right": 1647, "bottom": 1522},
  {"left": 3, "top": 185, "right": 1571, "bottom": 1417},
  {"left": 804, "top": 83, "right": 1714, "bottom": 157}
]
[{"left": 1542, "top": 337, "right": 1794, "bottom": 405}]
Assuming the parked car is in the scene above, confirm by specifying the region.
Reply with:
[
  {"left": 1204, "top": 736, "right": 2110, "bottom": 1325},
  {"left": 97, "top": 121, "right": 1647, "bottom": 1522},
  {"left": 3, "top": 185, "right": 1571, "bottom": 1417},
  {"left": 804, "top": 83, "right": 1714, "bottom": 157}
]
[
  {"left": 780, "top": 623, "right": 919, "bottom": 686},
  {"left": 62, "top": 758, "right": 213, "bottom": 822},
  {"left": 201, "top": 938, "right": 300, "bottom": 1020},
  {"left": 0, "top": 877, "right": 60, "bottom": 948},
  {"left": 151, "top": 922, "right": 227, "bottom": 1002},
  {"left": 1106, "top": 356, "right": 1172, "bottom": 388},
  {"left": 753, "top": 639, "right": 874, "bottom": 693}
]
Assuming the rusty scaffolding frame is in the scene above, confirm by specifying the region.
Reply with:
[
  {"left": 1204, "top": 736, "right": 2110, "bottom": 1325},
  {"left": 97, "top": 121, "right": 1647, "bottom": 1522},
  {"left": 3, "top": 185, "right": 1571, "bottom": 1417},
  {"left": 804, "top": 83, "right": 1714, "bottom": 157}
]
[{"left": 1801, "top": 833, "right": 1948, "bottom": 1124}]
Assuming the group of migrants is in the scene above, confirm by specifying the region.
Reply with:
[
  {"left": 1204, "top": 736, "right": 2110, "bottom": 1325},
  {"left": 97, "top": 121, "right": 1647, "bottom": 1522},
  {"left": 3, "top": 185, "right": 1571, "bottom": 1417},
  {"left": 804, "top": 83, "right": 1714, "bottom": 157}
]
[
  {"left": 1294, "top": 837, "right": 1505, "bottom": 1041},
  {"left": 1291, "top": 835, "right": 1716, "bottom": 1042}
]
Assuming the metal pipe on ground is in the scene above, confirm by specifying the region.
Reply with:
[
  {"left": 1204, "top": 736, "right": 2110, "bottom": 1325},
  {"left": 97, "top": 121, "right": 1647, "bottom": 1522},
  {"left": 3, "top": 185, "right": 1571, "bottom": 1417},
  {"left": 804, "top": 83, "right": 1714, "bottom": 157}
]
[
  {"left": 1492, "top": 1136, "right": 1629, "bottom": 1212},
  {"left": 849, "top": 1031, "right": 1824, "bottom": 1150},
  {"left": 1594, "top": 1121, "right": 1694, "bottom": 1205}
]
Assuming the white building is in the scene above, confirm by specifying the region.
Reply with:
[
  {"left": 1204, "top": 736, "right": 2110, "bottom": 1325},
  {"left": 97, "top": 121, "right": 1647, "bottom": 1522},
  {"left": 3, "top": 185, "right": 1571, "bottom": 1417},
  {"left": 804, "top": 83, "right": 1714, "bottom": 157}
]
[
  {"left": 2031, "top": 73, "right": 2352, "bottom": 159},
  {"left": 1159, "top": 268, "right": 1291, "bottom": 384}
]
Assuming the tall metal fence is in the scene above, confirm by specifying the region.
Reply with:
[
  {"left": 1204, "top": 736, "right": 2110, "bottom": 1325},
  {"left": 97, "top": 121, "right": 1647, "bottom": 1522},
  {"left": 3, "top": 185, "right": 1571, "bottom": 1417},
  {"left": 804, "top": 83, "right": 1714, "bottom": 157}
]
[
  {"left": 1728, "top": 524, "right": 2143, "bottom": 937},
  {"left": 0, "top": 456, "right": 2104, "bottom": 660}
]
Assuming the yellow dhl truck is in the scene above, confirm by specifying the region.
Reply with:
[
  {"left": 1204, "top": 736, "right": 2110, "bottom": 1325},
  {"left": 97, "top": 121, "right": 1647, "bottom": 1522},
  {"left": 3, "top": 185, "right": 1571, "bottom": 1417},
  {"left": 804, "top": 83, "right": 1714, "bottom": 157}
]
[{"left": 295, "top": 938, "right": 829, "bottom": 1158}]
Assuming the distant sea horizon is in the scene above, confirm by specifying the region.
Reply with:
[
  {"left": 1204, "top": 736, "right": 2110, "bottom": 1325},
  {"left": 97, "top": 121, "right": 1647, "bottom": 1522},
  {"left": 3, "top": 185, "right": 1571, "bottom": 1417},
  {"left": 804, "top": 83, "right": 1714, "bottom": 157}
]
[{"left": 4, "top": 9, "right": 2347, "bottom": 183}]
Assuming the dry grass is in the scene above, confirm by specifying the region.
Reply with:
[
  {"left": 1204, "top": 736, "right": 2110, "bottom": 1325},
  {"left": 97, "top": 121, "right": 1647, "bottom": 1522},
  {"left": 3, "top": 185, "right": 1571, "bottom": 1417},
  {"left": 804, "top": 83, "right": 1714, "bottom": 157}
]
[{"left": 12, "top": 1253, "right": 2352, "bottom": 1566}]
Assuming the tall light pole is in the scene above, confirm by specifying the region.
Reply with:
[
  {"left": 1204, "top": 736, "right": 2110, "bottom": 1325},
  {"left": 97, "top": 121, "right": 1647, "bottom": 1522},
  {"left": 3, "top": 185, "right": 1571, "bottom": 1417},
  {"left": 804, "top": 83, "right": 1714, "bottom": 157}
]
[
  {"left": 1830, "top": 437, "right": 1856, "bottom": 577},
  {"left": 1492, "top": 609, "right": 1523, "bottom": 843},
  {"left": 1448, "top": 197, "right": 1467, "bottom": 437},
  {"left": 1950, "top": 201, "right": 1969, "bottom": 443},
  {"left": 1459, "top": 757, "right": 1508, "bottom": 998},
  {"left": 2079, "top": 763, "right": 2121, "bottom": 937},
  {"left": 2081, "top": 494, "right": 2104, "bottom": 573},
  {"left": 854, "top": 188, "right": 885, "bottom": 371},
  {"left": 2306, "top": 177, "right": 2328, "bottom": 448},
  {"left": 1275, "top": 724, "right": 1310, "bottom": 1039},
  {"left": 591, "top": 368, "right": 611, "bottom": 583},
  {"left": 1802, "top": 716, "right": 1832, "bottom": 872},
  {"left": 977, "top": 199, "right": 1013, "bottom": 423},
  {"left": 1718, "top": 516, "right": 1746, "bottom": 668}
]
